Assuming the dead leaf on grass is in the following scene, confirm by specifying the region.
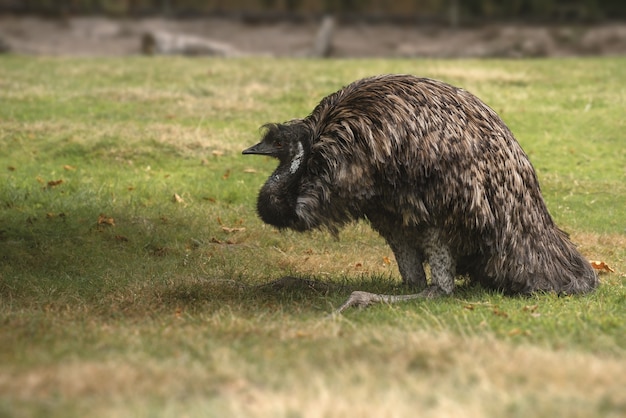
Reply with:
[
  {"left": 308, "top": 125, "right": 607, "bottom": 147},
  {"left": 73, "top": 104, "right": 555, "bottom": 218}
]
[
  {"left": 221, "top": 226, "right": 246, "bottom": 233},
  {"left": 508, "top": 328, "right": 531, "bottom": 336},
  {"left": 243, "top": 168, "right": 257, "bottom": 174},
  {"left": 156, "top": 248, "right": 169, "bottom": 256},
  {"left": 172, "top": 193, "right": 185, "bottom": 203},
  {"left": 211, "top": 237, "right": 234, "bottom": 245},
  {"left": 63, "top": 165, "right": 76, "bottom": 171},
  {"left": 493, "top": 307, "right": 508, "bottom": 318},
  {"left": 47, "top": 179, "right": 63, "bottom": 188},
  {"left": 97, "top": 214, "right": 115, "bottom": 226},
  {"left": 590, "top": 260, "right": 614, "bottom": 273}
]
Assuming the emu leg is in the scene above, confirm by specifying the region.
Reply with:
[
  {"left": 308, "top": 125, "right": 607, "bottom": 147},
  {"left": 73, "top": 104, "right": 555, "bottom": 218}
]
[
  {"left": 369, "top": 218, "right": 427, "bottom": 288},
  {"left": 386, "top": 235, "right": 427, "bottom": 288},
  {"left": 422, "top": 229, "right": 456, "bottom": 295},
  {"left": 334, "top": 229, "right": 454, "bottom": 314}
]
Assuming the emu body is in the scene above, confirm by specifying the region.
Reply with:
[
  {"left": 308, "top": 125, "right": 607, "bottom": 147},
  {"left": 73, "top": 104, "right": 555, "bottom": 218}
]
[{"left": 243, "top": 74, "right": 598, "bottom": 309}]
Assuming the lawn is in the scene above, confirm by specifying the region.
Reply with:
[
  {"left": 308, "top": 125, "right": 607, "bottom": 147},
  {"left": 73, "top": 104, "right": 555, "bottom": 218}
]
[{"left": 0, "top": 56, "right": 625, "bottom": 417}]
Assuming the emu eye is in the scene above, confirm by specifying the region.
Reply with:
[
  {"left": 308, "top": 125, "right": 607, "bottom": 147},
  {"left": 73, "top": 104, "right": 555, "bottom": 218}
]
[{"left": 275, "top": 141, "right": 283, "bottom": 148}]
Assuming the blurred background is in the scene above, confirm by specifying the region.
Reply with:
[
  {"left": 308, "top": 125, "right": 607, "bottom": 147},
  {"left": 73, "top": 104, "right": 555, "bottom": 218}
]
[{"left": 1, "top": 0, "right": 625, "bottom": 57}]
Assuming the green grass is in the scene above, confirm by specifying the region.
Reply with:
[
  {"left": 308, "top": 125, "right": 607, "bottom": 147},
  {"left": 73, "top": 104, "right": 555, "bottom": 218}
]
[{"left": 1, "top": 56, "right": 625, "bottom": 417}]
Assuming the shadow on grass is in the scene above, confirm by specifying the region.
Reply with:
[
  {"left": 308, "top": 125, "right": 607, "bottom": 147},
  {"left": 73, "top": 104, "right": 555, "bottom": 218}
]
[{"left": 154, "top": 274, "right": 495, "bottom": 315}]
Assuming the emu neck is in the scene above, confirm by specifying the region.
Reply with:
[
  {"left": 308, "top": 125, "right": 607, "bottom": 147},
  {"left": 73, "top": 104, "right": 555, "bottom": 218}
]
[{"left": 257, "top": 150, "right": 305, "bottom": 229}]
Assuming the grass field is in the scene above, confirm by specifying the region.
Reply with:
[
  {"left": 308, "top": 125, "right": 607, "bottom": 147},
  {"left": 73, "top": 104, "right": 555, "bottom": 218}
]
[{"left": 1, "top": 56, "right": 625, "bottom": 417}]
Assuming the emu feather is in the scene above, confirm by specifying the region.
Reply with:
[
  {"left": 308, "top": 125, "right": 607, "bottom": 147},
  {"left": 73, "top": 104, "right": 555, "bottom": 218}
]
[{"left": 243, "top": 74, "right": 598, "bottom": 311}]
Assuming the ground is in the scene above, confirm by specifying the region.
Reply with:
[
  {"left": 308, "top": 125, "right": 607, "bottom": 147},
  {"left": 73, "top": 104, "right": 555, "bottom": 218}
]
[{"left": 1, "top": 15, "right": 626, "bottom": 57}]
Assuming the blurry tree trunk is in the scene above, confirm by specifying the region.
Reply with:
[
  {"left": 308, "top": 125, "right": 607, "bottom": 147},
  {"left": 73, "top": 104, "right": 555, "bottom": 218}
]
[
  {"left": 448, "top": 0, "right": 460, "bottom": 28},
  {"left": 160, "top": 0, "right": 171, "bottom": 16},
  {"left": 311, "top": 15, "right": 335, "bottom": 57}
]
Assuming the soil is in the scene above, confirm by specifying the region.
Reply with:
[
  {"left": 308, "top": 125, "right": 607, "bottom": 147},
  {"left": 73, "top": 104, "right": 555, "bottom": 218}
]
[{"left": 1, "top": 15, "right": 626, "bottom": 57}]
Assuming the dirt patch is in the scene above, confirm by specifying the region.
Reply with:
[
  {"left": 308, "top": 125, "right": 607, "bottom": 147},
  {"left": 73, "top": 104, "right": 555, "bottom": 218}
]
[{"left": 1, "top": 16, "right": 626, "bottom": 57}]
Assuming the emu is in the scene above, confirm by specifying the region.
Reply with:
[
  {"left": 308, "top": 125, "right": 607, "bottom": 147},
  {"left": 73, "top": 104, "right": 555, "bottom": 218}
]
[{"left": 243, "top": 74, "right": 598, "bottom": 312}]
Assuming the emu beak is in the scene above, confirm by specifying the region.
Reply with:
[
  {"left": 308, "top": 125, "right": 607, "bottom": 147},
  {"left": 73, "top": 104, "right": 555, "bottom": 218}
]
[{"left": 242, "top": 142, "right": 275, "bottom": 156}]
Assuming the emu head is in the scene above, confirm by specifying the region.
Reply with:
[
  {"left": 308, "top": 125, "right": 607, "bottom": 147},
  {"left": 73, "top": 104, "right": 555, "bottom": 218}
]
[
  {"left": 243, "top": 121, "right": 312, "bottom": 229},
  {"left": 242, "top": 122, "right": 311, "bottom": 177}
]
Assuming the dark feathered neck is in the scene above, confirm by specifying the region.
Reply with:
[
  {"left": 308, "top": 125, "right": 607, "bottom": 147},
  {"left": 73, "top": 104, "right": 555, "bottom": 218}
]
[{"left": 256, "top": 140, "right": 308, "bottom": 229}]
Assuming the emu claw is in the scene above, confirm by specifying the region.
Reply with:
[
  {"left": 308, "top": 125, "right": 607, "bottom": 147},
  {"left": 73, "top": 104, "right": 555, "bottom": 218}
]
[{"left": 334, "top": 291, "right": 386, "bottom": 314}]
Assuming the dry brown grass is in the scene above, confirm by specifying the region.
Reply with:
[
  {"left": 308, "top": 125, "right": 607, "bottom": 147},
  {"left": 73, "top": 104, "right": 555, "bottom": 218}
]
[{"left": 2, "top": 326, "right": 624, "bottom": 417}]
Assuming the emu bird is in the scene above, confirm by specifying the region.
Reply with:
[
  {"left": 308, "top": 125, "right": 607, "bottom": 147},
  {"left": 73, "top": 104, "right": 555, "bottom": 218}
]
[{"left": 243, "top": 74, "right": 598, "bottom": 312}]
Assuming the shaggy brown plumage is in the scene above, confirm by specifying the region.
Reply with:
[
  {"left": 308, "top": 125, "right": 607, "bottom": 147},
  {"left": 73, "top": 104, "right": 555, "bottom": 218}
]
[{"left": 243, "top": 74, "right": 598, "bottom": 310}]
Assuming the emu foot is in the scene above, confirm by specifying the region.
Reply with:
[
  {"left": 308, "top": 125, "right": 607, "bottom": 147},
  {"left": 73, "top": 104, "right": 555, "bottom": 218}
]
[
  {"left": 334, "top": 291, "right": 422, "bottom": 314},
  {"left": 334, "top": 285, "right": 448, "bottom": 314}
]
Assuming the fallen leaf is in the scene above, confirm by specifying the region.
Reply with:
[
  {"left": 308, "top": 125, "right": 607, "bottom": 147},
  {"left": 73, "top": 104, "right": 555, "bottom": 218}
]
[
  {"left": 210, "top": 237, "right": 234, "bottom": 245},
  {"left": 590, "top": 260, "right": 614, "bottom": 273},
  {"left": 243, "top": 168, "right": 257, "bottom": 174},
  {"left": 97, "top": 214, "right": 115, "bottom": 226},
  {"left": 172, "top": 193, "right": 184, "bottom": 203},
  {"left": 47, "top": 179, "right": 63, "bottom": 188},
  {"left": 63, "top": 165, "right": 76, "bottom": 171},
  {"left": 492, "top": 307, "right": 508, "bottom": 318},
  {"left": 151, "top": 247, "right": 169, "bottom": 257},
  {"left": 222, "top": 169, "right": 231, "bottom": 180},
  {"left": 523, "top": 304, "right": 538, "bottom": 312},
  {"left": 212, "top": 150, "right": 224, "bottom": 157},
  {"left": 115, "top": 235, "right": 129, "bottom": 242},
  {"left": 508, "top": 328, "right": 531, "bottom": 336},
  {"left": 382, "top": 256, "right": 391, "bottom": 265},
  {"left": 221, "top": 226, "right": 246, "bottom": 233}
]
